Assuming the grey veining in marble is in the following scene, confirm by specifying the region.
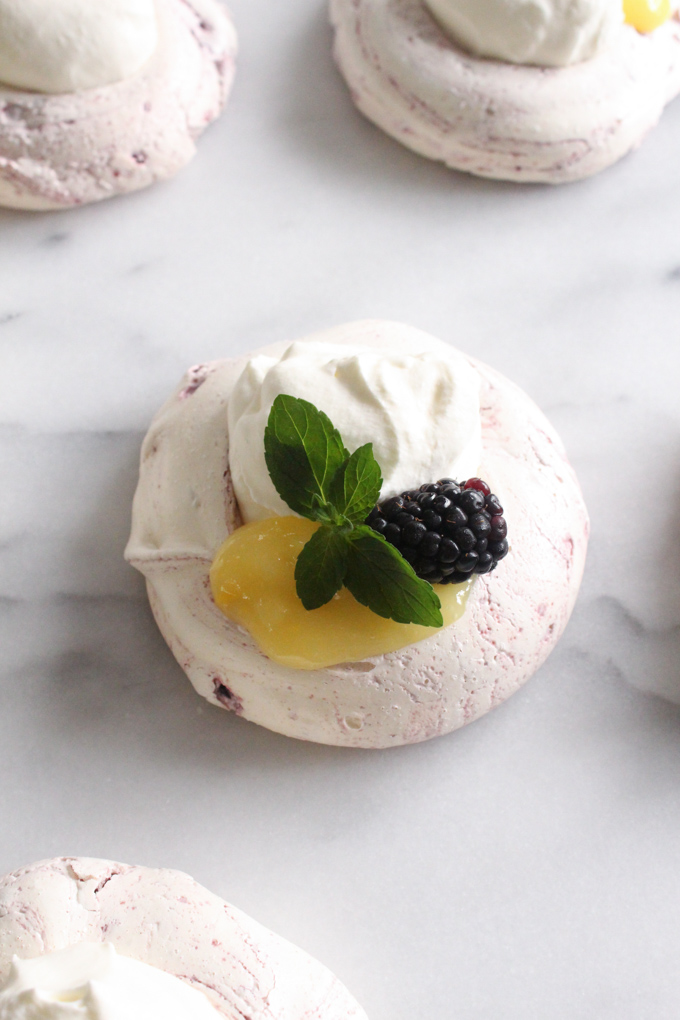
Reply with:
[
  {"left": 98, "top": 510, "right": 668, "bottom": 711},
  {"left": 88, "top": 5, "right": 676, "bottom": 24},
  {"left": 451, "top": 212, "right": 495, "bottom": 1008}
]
[{"left": 2, "top": 3, "right": 680, "bottom": 1018}]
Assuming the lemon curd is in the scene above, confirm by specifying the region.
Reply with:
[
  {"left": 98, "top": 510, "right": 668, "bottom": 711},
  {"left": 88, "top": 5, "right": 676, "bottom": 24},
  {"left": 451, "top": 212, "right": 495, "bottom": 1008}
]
[
  {"left": 623, "top": 0, "right": 672, "bottom": 32},
  {"left": 210, "top": 516, "right": 472, "bottom": 670}
]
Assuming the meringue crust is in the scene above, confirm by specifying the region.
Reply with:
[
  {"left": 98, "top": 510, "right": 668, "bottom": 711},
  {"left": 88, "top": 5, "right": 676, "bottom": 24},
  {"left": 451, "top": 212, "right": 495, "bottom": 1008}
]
[{"left": 126, "top": 322, "right": 589, "bottom": 749}]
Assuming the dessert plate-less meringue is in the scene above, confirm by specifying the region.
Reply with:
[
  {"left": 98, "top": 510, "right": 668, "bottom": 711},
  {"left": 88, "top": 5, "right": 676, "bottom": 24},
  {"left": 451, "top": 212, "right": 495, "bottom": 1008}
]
[
  {"left": 0, "top": 857, "right": 368, "bottom": 1020},
  {"left": 329, "top": 0, "right": 680, "bottom": 183},
  {"left": 0, "top": 0, "right": 237, "bottom": 210},
  {"left": 125, "top": 321, "right": 589, "bottom": 749}
]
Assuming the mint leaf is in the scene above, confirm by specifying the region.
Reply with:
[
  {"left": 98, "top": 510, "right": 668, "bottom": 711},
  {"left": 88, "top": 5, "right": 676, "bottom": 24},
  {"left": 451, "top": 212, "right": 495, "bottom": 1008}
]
[
  {"left": 264, "top": 395, "right": 349, "bottom": 521},
  {"left": 344, "top": 526, "right": 443, "bottom": 627},
  {"left": 295, "top": 526, "right": 349, "bottom": 610},
  {"left": 263, "top": 394, "right": 446, "bottom": 628},
  {"left": 328, "top": 443, "right": 382, "bottom": 524}
]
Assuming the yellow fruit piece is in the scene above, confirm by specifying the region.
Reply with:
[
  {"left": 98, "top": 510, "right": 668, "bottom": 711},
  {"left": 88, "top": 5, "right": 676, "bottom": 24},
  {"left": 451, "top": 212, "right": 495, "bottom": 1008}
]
[
  {"left": 210, "top": 516, "right": 472, "bottom": 670},
  {"left": 623, "top": 0, "right": 672, "bottom": 33}
]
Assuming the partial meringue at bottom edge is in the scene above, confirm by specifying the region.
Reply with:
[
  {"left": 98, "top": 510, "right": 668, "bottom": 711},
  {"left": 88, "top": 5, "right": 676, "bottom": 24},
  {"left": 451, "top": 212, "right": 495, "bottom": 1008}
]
[{"left": 0, "top": 857, "right": 368, "bottom": 1020}]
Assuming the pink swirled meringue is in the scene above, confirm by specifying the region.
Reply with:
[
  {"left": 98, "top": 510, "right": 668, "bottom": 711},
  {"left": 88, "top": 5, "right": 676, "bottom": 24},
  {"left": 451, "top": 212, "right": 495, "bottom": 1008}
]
[
  {"left": 0, "top": 857, "right": 368, "bottom": 1020},
  {"left": 329, "top": 0, "right": 680, "bottom": 183},
  {"left": 0, "top": 0, "right": 237, "bottom": 210}
]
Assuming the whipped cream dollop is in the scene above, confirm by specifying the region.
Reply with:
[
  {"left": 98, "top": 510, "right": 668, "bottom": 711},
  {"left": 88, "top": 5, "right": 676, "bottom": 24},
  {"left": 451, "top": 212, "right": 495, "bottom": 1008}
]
[
  {"left": 228, "top": 337, "right": 482, "bottom": 523},
  {"left": 423, "top": 0, "right": 624, "bottom": 67},
  {"left": 0, "top": 942, "right": 221, "bottom": 1020},
  {"left": 0, "top": 0, "right": 158, "bottom": 94}
]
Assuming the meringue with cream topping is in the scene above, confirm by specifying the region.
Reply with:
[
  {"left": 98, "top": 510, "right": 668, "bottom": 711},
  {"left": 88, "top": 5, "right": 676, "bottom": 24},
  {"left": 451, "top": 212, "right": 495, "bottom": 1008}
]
[
  {"left": 0, "top": 857, "right": 368, "bottom": 1019},
  {"left": 329, "top": 0, "right": 680, "bottom": 183},
  {"left": 0, "top": 0, "right": 237, "bottom": 210},
  {"left": 126, "top": 320, "right": 589, "bottom": 748}
]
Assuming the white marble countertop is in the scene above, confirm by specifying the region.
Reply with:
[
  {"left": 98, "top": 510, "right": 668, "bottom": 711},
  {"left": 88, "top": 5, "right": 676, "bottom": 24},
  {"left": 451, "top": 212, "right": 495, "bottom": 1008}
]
[{"left": 2, "top": 2, "right": 680, "bottom": 1017}]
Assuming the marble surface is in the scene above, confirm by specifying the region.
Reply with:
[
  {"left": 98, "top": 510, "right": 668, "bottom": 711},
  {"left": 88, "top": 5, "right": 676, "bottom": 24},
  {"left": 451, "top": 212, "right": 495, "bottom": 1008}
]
[{"left": 2, "top": 2, "right": 680, "bottom": 1017}]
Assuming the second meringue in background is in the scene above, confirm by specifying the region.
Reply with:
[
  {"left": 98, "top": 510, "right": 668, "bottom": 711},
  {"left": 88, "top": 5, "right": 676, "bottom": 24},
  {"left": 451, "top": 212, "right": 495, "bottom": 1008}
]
[
  {"left": 0, "top": 0, "right": 237, "bottom": 210},
  {"left": 329, "top": 0, "right": 680, "bottom": 183},
  {"left": 126, "top": 320, "right": 588, "bottom": 749}
]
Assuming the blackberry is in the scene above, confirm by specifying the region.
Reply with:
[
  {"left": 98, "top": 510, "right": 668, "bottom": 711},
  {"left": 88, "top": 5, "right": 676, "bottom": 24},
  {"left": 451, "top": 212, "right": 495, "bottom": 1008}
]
[{"left": 366, "top": 477, "right": 508, "bottom": 585}]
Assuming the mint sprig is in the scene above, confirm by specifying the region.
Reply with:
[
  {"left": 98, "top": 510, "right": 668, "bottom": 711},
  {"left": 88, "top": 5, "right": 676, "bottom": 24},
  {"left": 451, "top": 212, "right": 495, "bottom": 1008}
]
[
  {"left": 328, "top": 443, "right": 382, "bottom": 523},
  {"left": 345, "top": 526, "right": 442, "bottom": 626},
  {"left": 264, "top": 395, "right": 349, "bottom": 524},
  {"left": 264, "top": 395, "right": 443, "bottom": 628},
  {"left": 294, "top": 525, "right": 348, "bottom": 610}
]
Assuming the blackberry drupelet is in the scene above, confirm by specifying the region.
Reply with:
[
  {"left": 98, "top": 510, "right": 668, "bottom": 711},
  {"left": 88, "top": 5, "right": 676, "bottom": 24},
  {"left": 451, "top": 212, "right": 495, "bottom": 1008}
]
[{"left": 366, "top": 477, "right": 508, "bottom": 585}]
